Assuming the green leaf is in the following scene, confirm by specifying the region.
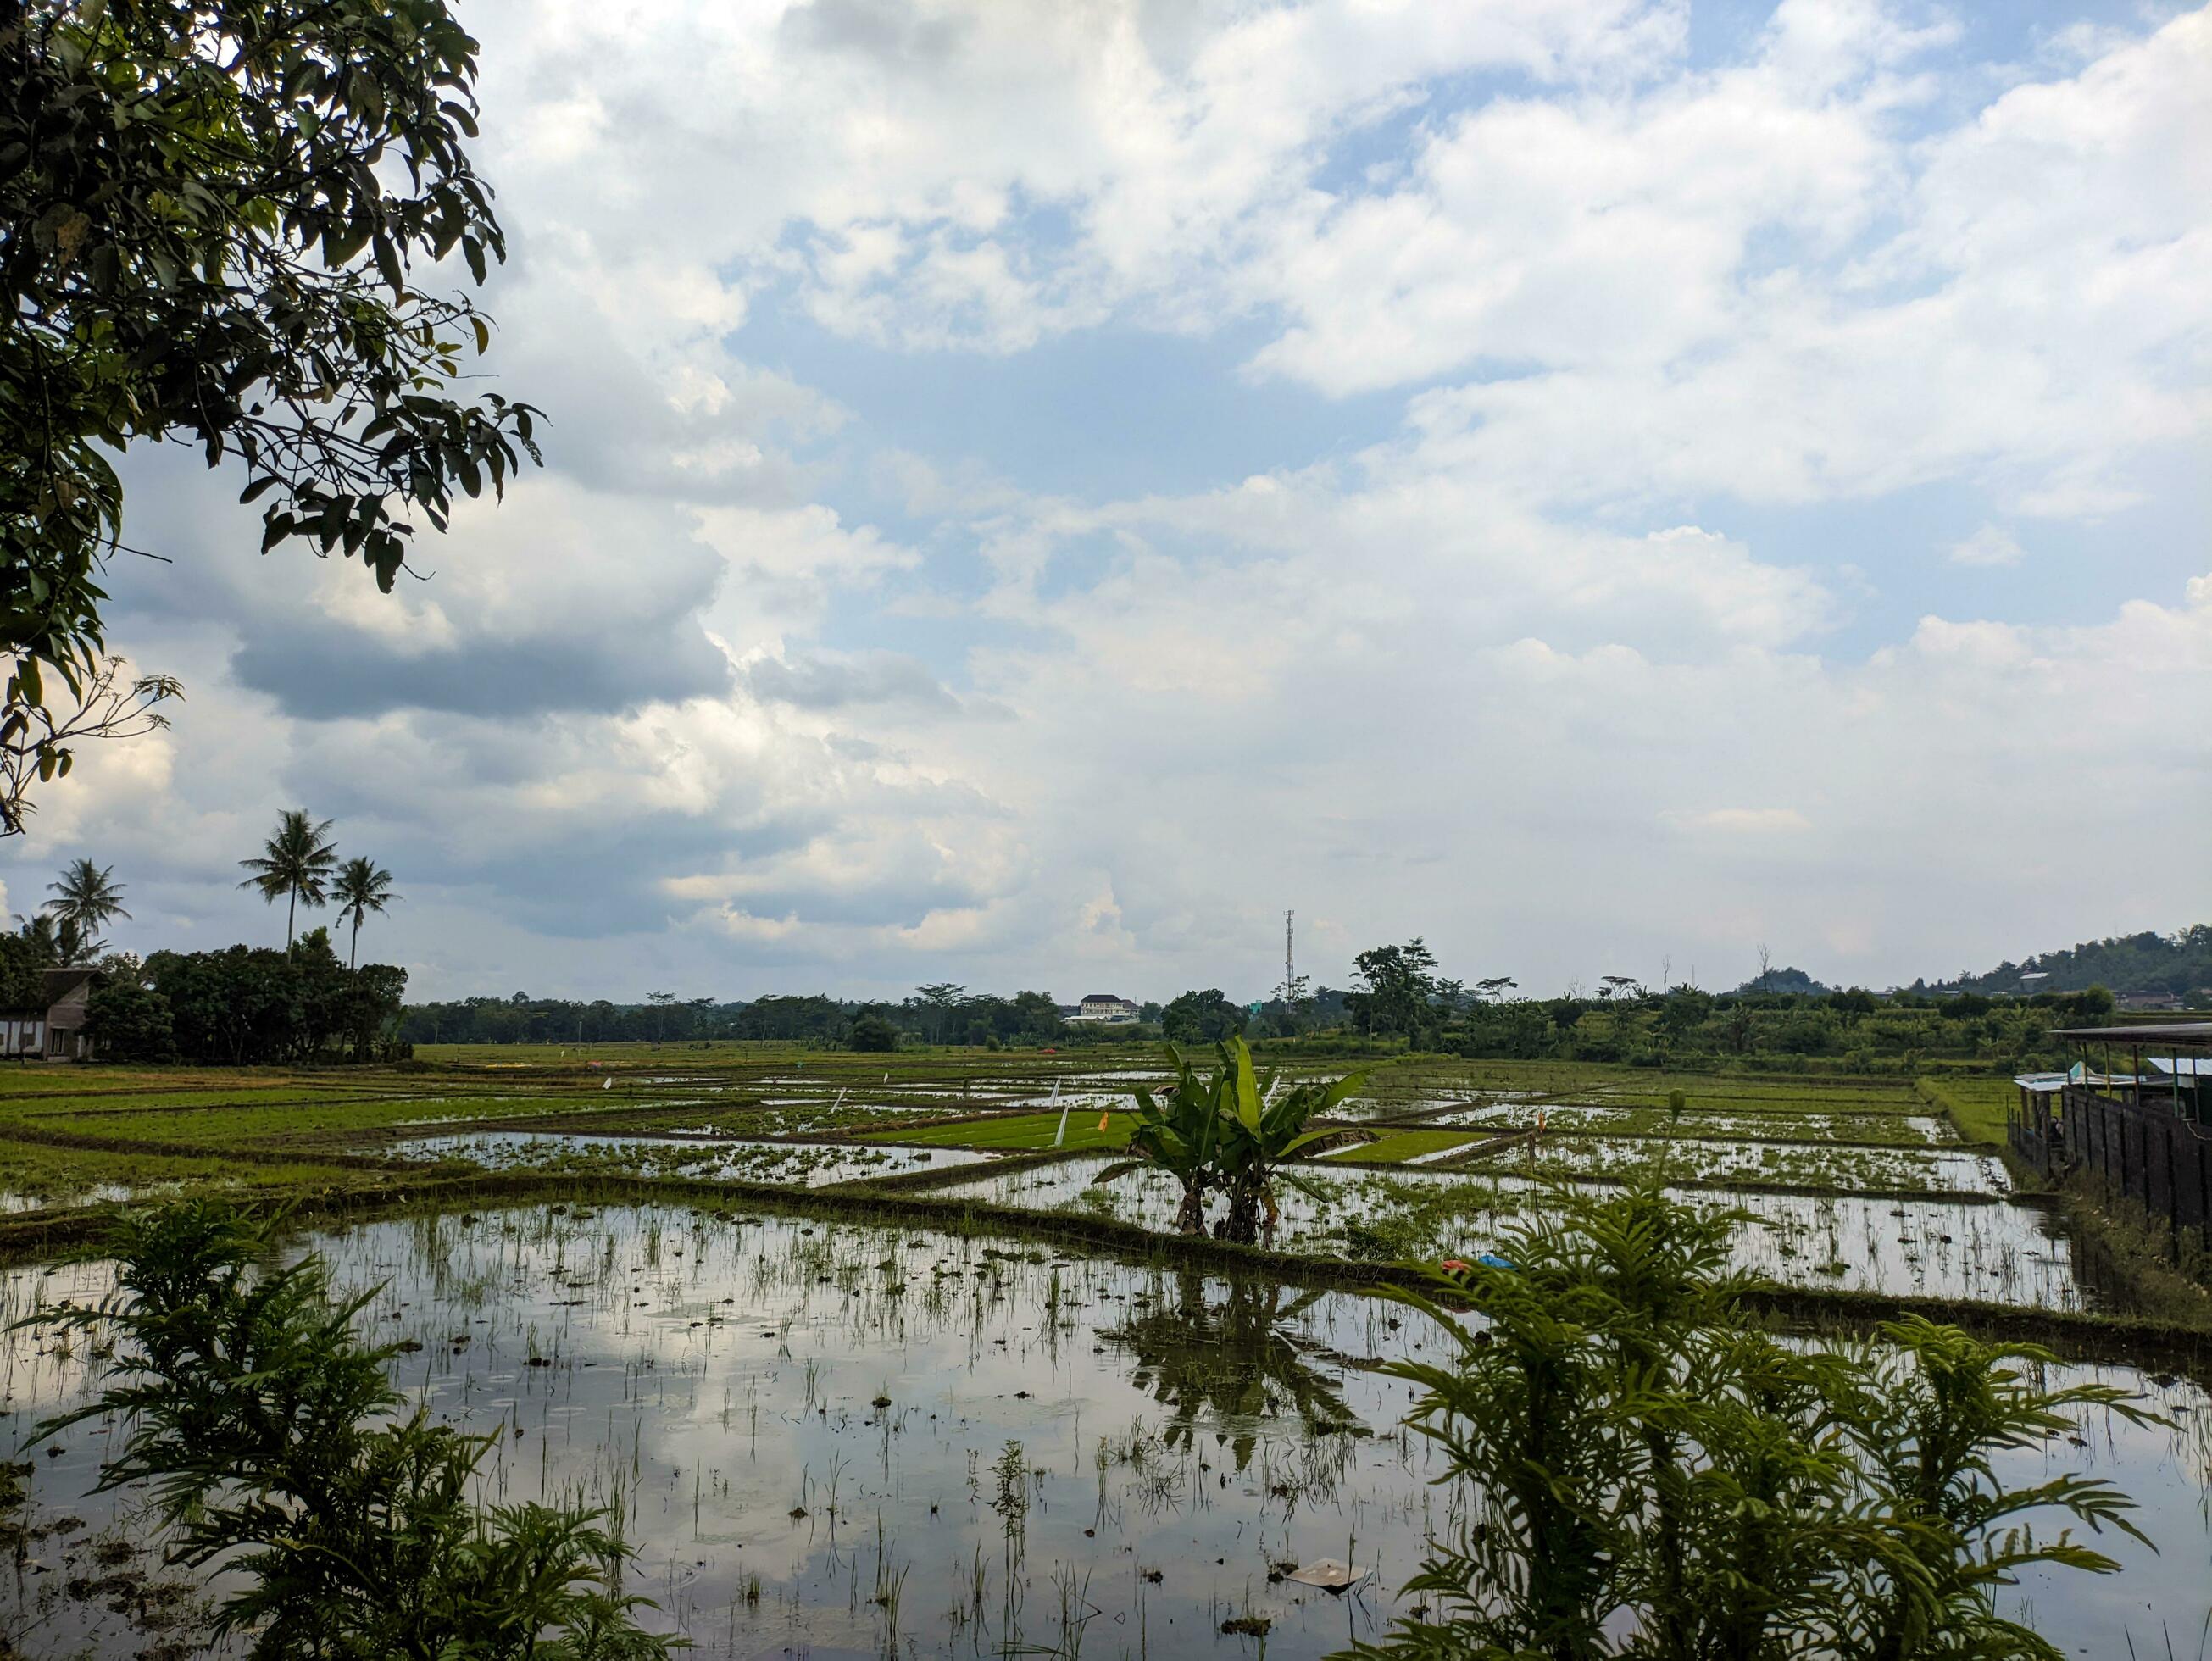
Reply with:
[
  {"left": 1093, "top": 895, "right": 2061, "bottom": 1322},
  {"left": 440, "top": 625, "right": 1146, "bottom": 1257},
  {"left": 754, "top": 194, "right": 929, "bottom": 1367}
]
[{"left": 373, "top": 234, "right": 405, "bottom": 295}]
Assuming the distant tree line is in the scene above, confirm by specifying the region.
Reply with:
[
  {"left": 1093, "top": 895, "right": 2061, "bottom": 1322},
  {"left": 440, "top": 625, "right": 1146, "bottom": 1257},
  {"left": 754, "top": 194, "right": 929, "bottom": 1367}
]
[
  {"left": 1248, "top": 935, "right": 2126, "bottom": 1073},
  {"left": 396, "top": 961, "right": 2126, "bottom": 1075},
  {"left": 393, "top": 921, "right": 2204, "bottom": 1075},
  {"left": 398, "top": 986, "right": 1084, "bottom": 1050},
  {"left": 86, "top": 929, "right": 408, "bottom": 1065}
]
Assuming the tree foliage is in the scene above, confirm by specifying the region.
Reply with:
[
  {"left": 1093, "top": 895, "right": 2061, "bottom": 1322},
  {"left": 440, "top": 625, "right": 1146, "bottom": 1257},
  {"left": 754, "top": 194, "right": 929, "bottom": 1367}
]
[
  {"left": 0, "top": 930, "right": 44, "bottom": 1009},
  {"left": 1093, "top": 1045, "right": 1233, "bottom": 1235},
  {"left": 1348, "top": 939, "right": 1441, "bottom": 1042},
  {"left": 847, "top": 1012, "right": 897, "bottom": 1052},
  {"left": 13, "top": 905, "right": 102, "bottom": 965},
  {"left": 43, "top": 853, "right": 129, "bottom": 931},
  {"left": 400, "top": 988, "right": 1075, "bottom": 1049},
  {"left": 2, "top": 0, "right": 538, "bottom": 820},
  {"left": 1160, "top": 986, "right": 1245, "bottom": 1043},
  {"left": 1922, "top": 925, "right": 2212, "bottom": 1001},
  {"left": 331, "top": 853, "right": 397, "bottom": 967},
  {"left": 142, "top": 930, "right": 404, "bottom": 1063},
  {"left": 237, "top": 808, "right": 339, "bottom": 947},
  {"left": 0, "top": 655, "right": 178, "bottom": 834},
  {"left": 84, "top": 977, "right": 173, "bottom": 1058}
]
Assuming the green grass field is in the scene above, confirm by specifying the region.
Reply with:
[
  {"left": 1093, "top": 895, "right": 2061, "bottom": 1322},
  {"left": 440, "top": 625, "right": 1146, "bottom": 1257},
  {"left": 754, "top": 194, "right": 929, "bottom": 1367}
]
[
  {"left": 0, "top": 1138, "right": 366, "bottom": 1211},
  {"left": 1916, "top": 1077, "right": 2015, "bottom": 1146}
]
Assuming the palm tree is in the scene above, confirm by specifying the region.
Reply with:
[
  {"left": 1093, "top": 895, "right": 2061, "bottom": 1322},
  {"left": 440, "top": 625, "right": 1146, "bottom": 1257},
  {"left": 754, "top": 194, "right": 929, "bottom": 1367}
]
[
  {"left": 11, "top": 912, "right": 101, "bottom": 968},
  {"left": 238, "top": 810, "right": 340, "bottom": 949},
  {"left": 44, "top": 858, "right": 131, "bottom": 936},
  {"left": 331, "top": 857, "right": 398, "bottom": 969}
]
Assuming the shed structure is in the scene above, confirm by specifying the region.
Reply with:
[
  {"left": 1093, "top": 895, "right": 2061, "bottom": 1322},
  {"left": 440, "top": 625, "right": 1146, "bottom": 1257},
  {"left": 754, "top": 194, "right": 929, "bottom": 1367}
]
[{"left": 2011, "top": 1022, "right": 2212, "bottom": 1246}]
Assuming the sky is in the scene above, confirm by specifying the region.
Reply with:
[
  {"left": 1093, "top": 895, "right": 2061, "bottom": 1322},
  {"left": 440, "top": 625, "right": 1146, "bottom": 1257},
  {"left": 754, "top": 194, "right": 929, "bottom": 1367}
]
[{"left": 5, "top": 0, "right": 2208, "bottom": 1004}]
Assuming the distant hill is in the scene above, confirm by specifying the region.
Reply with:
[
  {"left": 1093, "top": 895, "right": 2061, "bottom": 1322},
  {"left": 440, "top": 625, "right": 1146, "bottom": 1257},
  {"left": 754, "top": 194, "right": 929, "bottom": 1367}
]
[
  {"left": 1911, "top": 925, "right": 2212, "bottom": 1001},
  {"left": 1731, "top": 966, "right": 1834, "bottom": 997}
]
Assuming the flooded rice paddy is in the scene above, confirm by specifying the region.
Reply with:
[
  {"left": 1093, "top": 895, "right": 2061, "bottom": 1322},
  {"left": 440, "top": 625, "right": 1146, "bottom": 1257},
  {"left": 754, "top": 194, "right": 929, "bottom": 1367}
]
[
  {"left": 931, "top": 1158, "right": 2091, "bottom": 1308},
  {"left": 1429, "top": 1102, "right": 1963, "bottom": 1143},
  {"left": 394, "top": 1130, "right": 998, "bottom": 1186},
  {"left": 0, "top": 1182, "right": 155, "bottom": 1215},
  {"left": 2, "top": 1059, "right": 2207, "bottom": 1655},
  {"left": 0, "top": 1203, "right": 2204, "bottom": 1660},
  {"left": 1508, "top": 1137, "right": 2011, "bottom": 1194}
]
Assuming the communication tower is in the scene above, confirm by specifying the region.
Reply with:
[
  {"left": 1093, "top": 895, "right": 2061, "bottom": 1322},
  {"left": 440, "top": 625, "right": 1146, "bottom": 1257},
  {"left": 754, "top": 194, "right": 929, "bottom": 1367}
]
[{"left": 1277, "top": 909, "right": 1309, "bottom": 1005}]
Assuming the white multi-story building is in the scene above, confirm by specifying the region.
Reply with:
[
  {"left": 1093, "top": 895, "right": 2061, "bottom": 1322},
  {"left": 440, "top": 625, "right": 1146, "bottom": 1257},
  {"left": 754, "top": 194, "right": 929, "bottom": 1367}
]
[{"left": 1068, "top": 992, "right": 1141, "bottom": 1024}]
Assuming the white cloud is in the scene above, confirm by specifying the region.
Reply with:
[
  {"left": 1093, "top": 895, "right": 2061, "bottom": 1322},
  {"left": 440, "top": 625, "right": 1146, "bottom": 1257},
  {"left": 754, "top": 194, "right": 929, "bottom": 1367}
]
[
  {"left": 1948, "top": 525, "right": 2025, "bottom": 567},
  {"left": 1664, "top": 808, "right": 1815, "bottom": 834}
]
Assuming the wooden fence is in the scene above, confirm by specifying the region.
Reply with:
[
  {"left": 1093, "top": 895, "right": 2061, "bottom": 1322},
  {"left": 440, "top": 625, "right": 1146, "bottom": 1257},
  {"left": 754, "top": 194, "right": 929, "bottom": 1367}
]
[{"left": 2011, "top": 1083, "right": 2212, "bottom": 1245}]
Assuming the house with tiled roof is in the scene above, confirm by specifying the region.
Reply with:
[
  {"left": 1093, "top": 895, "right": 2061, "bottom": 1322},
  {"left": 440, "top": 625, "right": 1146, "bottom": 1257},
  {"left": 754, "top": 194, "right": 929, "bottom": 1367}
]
[{"left": 2, "top": 968, "right": 107, "bottom": 1060}]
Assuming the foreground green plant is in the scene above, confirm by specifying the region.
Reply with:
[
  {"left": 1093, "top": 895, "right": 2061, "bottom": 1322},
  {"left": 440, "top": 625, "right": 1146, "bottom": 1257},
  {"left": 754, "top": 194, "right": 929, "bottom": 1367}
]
[
  {"left": 27, "top": 1200, "right": 672, "bottom": 1659},
  {"left": 1343, "top": 1182, "right": 2154, "bottom": 1661}
]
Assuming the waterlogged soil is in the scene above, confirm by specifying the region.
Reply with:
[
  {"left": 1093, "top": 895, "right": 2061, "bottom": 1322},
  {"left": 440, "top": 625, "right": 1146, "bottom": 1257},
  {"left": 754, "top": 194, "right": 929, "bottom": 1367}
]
[
  {"left": 1431, "top": 1103, "right": 1964, "bottom": 1144},
  {"left": 1510, "top": 1138, "right": 2011, "bottom": 1196},
  {"left": 0, "top": 1182, "right": 158, "bottom": 1214},
  {"left": 392, "top": 1130, "right": 997, "bottom": 1186},
  {"left": 1318, "top": 1130, "right": 1491, "bottom": 1166},
  {"left": 662, "top": 1104, "right": 980, "bottom": 1138},
  {"left": 933, "top": 1158, "right": 2095, "bottom": 1310},
  {"left": 0, "top": 1205, "right": 2204, "bottom": 1660}
]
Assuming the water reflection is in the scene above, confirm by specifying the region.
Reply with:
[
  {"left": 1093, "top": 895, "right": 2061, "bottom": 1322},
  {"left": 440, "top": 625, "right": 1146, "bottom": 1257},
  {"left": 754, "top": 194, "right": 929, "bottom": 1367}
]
[{"left": 1102, "top": 1274, "right": 1364, "bottom": 1472}]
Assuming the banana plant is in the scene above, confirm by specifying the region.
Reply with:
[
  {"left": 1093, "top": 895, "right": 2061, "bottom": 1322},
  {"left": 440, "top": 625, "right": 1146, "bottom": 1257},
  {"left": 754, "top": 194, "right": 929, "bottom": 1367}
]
[
  {"left": 1094, "top": 1038, "right": 1370, "bottom": 1246},
  {"left": 1090, "top": 1044, "right": 1229, "bottom": 1234},
  {"left": 1214, "top": 1036, "right": 1370, "bottom": 1247}
]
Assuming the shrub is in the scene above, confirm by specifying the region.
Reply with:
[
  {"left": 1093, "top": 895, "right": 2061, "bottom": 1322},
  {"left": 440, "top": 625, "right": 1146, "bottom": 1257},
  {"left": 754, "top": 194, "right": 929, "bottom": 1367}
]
[
  {"left": 1341, "top": 1182, "right": 2153, "bottom": 1661},
  {"left": 848, "top": 1014, "right": 898, "bottom": 1052},
  {"left": 28, "top": 1202, "right": 672, "bottom": 1659}
]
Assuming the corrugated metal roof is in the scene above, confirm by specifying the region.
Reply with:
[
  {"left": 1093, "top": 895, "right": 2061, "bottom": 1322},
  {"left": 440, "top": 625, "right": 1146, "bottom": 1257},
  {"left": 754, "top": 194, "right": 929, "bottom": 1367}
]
[
  {"left": 2145, "top": 1056, "right": 2212, "bottom": 1078},
  {"left": 2049, "top": 1023, "right": 2212, "bottom": 1046}
]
